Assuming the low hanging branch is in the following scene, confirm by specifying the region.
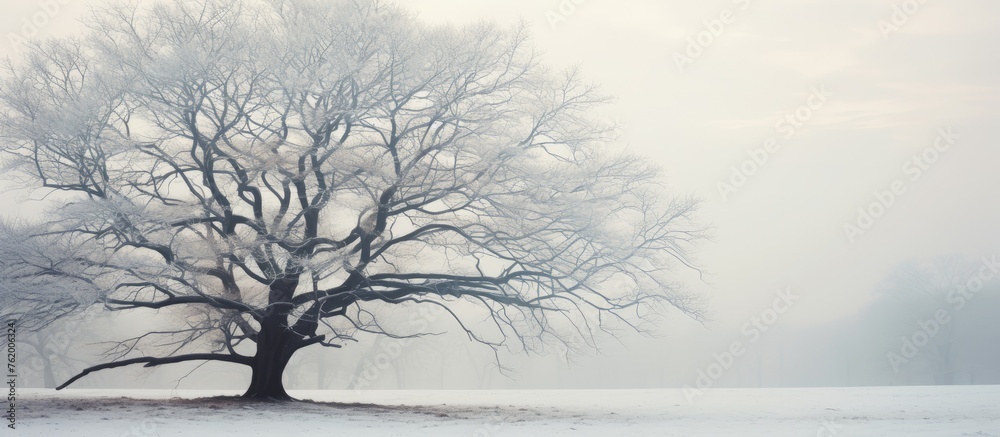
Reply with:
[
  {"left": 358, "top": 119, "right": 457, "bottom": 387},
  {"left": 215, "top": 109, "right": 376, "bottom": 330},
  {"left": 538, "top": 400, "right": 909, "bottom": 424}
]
[{"left": 55, "top": 353, "right": 254, "bottom": 390}]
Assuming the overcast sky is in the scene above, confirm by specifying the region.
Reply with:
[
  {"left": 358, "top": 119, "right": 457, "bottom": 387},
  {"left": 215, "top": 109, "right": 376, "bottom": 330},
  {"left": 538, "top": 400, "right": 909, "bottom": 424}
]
[{"left": 2, "top": 0, "right": 998, "bottom": 388}]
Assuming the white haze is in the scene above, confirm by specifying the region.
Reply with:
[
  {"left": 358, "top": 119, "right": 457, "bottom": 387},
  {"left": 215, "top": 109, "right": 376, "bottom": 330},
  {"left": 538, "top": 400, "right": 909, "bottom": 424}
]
[{"left": 2, "top": 0, "right": 998, "bottom": 391}]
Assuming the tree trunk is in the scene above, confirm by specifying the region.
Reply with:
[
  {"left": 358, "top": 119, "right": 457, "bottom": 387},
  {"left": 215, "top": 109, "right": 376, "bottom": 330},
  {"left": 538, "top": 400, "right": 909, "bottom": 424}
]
[
  {"left": 242, "top": 320, "right": 295, "bottom": 400},
  {"left": 317, "top": 351, "right": 326, "bottom": 389},
  {"left": 42, "top": 359, "right": 56, "bottom": 389},
  {"left": 30, "top": 342, "right": 56, "bottom": 388}
]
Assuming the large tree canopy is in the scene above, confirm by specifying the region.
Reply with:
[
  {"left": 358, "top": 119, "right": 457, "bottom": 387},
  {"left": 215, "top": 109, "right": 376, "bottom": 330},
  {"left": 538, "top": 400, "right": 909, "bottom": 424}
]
[{"left": 0, "top": 0, "right": 704, "bottom": 399}]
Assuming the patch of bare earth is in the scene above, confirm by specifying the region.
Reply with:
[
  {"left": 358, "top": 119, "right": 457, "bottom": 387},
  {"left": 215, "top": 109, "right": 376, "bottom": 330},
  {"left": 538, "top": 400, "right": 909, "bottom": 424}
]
[{"left": 25, "top": 394, "right": 569, "bottom": 423}]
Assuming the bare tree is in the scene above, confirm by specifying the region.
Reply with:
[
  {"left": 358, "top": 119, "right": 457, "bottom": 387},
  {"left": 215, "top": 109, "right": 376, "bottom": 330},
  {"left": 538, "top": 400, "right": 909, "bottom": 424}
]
[
  {"left": 0, "top": 0, "right": 704, "bottom": 400},
  {"left": 18, "top": 318, "right": 86, "bottom": 388},
  {"left": 877, "top": 256, "right": 971, "bottom": 384}
]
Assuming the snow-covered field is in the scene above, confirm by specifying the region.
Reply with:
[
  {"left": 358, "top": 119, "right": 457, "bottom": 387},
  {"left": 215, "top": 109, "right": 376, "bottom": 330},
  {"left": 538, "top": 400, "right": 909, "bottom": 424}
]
[{"left": 17, "top": 386, "right": 1000, "bottom": 436}]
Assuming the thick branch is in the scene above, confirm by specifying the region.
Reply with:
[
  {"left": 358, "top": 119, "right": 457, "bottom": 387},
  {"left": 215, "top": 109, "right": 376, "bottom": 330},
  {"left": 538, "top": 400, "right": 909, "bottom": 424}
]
[{"left": 55, "top": 353, "right": 253, "bottom": 390}]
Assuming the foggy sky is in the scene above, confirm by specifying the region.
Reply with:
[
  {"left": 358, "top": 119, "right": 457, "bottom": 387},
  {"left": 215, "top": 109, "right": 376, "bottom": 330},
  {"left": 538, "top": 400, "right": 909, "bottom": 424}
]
[{"left": 2, "top": 0, "right": 998, "bottom": 390}]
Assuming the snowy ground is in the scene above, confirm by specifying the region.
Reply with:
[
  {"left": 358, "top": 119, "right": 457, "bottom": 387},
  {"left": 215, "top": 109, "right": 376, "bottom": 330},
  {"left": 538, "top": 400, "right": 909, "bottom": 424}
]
[{"left": 16, "top": 386, "right": 1000, "bottom": 436}]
